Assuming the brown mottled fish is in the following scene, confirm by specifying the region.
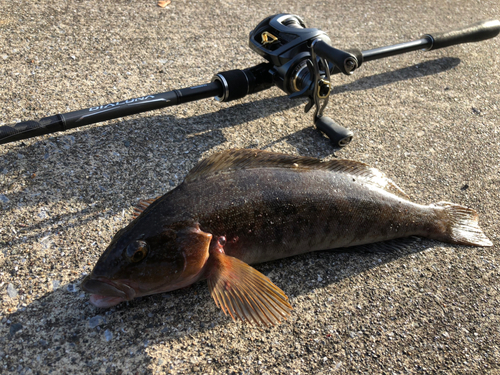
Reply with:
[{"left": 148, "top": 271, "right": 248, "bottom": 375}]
[{"left": 81, "top": 149, "right": 492, "bottom": 325}]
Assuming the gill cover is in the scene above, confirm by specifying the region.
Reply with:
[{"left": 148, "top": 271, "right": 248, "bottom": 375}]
[
  {"left": 86, "top": 217, "right": 212, "bottom": 296},
  {"left": 124, "top": 222, "right": 212, "bottom": 290}
]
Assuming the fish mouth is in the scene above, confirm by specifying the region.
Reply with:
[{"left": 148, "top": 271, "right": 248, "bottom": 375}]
[{"left": 81, "top": 275, "right": 137, "bottom": 308}]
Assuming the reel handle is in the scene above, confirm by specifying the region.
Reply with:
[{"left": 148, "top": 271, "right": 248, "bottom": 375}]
[
  {"left": 313, "top": 41, "right": 361, "bottom": 75},
  {"left": 315, "top": 116, "right": 353, "bottom": 148}
]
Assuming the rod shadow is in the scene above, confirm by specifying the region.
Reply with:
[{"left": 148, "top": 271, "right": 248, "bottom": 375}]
[
  {"left": 331, "top": 57, "right": 460, "bottom": 95},
  {"left": 0, "top": 57, "right": 461, "bottom": 216}
]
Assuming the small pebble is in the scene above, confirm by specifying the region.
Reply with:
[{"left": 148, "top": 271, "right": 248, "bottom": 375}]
[
  {"left": 89, "top": 315, "right": 105, "bottom": 328},
  {"left": 9, "top": 323, "right": 23, "bottom": 336},
  {"left": 67, "top": 284, "right": 77, "bottom": 293},
  {"left": 0, "top": 194, "right": 9, "bottom": 204},
  {"left": 104, "top": 329, "right": 113, "bottom": 341},
  {"left": 38, "top": 209, "right": 49, "bottom": 219},
  {"left": 7, "top": 283, "right": 18, "bottom": 298}
]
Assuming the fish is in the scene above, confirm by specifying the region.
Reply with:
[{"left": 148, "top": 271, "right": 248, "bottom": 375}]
[{"left": 81, "top": 149, "right": 492, "bottom": 326}]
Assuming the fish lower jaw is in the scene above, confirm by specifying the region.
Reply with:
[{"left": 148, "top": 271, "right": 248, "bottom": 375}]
[
  {"left": 82, "top": 277, "right": 137, "bottom": 308},
  {"left": 89, "top": 294, "right": 128, "bottom": 308}
]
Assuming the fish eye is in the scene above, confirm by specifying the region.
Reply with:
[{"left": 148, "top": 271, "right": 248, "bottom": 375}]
[{"left": 125, "top": 240, "right": 149, "bottom": 263}]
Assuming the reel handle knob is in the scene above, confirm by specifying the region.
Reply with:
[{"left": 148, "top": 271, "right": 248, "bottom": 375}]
[{"left": 315, "top": 116, "right": 353, "bottom": 148}]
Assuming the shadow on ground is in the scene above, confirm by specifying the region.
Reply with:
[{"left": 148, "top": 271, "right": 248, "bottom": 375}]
[
  {"left": 1, "top": 56, "right": 461, "bottom": 211},
  {"left": 0, "top": 56, "right": 463, "bottom": 373},
  {"left": 1, "top": 238, "right": 439, "bottom": 373}
]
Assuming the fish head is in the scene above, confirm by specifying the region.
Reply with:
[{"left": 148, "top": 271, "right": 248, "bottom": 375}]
[{"left": 81, "top": 220, "right": 212, "bottom": 308}]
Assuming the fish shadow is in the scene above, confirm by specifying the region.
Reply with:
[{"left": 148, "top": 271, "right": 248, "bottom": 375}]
[{"left": 2, "top": 238, "right": 443, "bottom": 373}]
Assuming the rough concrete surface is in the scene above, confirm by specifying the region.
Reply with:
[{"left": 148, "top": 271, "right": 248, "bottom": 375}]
[{"left": 1, "top": 0, "right": 499, "bottom": 374}]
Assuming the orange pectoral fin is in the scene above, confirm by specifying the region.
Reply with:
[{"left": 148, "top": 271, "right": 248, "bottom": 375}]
[{"left": 206, "top": 252, "right": 292, "bottom": 326}]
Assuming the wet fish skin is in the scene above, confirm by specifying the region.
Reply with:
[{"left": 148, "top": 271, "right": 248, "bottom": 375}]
[
  {"left": 193, "top": 166, "right": 423, "bottom": 265},
  {"left": 81, "top": 149, "right": 492, "bottom": 325},
  {"left": 185, "top": 152, "right": 490, "bottom": 263}
]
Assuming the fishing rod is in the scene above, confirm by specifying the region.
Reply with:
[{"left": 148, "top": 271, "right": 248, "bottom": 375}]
[{"left": 1, "top": 14, "right": 499, "bottom": 148}]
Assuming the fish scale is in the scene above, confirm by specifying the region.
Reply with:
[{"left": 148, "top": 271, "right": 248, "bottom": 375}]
[{"left": 81, "top": 149, "right": 492, "bottom": 326}]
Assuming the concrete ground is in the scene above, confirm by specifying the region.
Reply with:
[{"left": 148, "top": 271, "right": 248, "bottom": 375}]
[{"left": 1, "top": 0, "right": 499, "bottom": 373}]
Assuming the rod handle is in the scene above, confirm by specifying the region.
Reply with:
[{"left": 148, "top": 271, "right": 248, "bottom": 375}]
[
  {"left": 425, "top": 20, "right": 500, "bottom": 50},
  {"left": 0, "top": 115, "right": 64, "bottom": 145}
]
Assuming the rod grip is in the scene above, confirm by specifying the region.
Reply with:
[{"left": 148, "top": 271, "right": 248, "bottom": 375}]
[
  {"left": 0, "top": 115, "right": 64, "bottom": 145},
  {"left": 425, "top": 20, "right": 500, "bottom": 50}
]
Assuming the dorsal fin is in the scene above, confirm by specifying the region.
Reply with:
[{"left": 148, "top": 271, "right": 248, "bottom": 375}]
[
  {"left": 185, "top": 149, "right": 408, "bottom": 199},
  {"left": 133, "top": 197, "right": 161, "bottom": 219}
]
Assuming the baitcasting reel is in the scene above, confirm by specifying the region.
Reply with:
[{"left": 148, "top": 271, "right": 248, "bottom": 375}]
[
  {"left": 1, "top": 14, "right": 500, "bottom": 148},
  {"left": 249, "top": 14, "right": 362, "bottom": 146}
]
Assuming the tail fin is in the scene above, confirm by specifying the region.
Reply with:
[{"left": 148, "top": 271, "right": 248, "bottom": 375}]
[{"left": 432, "top": 202, "right": 493, "bottom": 246}]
